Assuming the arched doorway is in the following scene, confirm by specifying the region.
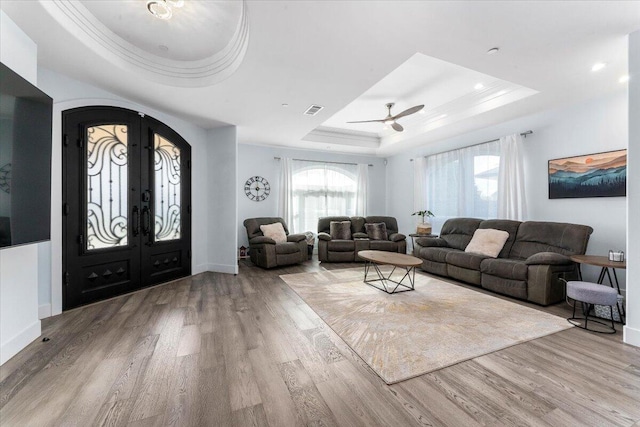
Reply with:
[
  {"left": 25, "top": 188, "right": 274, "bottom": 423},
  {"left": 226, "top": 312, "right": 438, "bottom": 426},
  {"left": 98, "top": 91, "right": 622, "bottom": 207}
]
[{"left": 62, "top": 106, "right": 191, "bottom": 309}]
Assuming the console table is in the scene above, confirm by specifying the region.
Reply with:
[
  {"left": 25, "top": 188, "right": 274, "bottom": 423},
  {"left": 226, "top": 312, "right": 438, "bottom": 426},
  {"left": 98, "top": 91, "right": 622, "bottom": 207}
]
[{"left": 569, "top": 254, "right": 626, "bottom": 323}]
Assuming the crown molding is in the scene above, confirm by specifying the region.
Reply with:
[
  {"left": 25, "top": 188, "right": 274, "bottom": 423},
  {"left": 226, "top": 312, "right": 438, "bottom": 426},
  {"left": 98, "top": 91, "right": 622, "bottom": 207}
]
[
  {"left": 303, "top": 126, "right": 380, "bottom": 148},
  {"left": 40, "top": 0, "right": 249, "bottom": 87}
]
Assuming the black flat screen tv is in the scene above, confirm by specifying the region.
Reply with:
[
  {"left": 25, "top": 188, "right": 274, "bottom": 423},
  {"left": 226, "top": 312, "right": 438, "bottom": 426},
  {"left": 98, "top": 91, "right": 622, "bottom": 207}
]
[{"left": 0, "top": 62, "right": 53, "bottom": 248}]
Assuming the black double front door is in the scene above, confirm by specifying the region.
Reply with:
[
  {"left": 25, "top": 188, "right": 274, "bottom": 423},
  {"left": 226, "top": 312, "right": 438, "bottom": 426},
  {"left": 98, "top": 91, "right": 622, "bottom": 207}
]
[{"left": 63, "top": 107, "right": 191, "bottom": 310}]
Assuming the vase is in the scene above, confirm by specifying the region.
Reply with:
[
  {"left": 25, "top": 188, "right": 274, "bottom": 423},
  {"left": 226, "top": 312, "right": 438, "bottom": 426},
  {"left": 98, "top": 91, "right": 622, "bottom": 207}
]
[{"left": 417, "top": 222, "right": 432, "bottom": 234}]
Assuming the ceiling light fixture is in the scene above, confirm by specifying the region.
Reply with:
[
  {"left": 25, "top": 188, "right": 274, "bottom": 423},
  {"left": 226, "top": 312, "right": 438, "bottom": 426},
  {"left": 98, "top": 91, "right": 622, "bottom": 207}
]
[
  {"left": 147, "top": 0, "right": 184, "bottom": 20},
  {"left": 474, "top": 83, "right": 485, "bottom": 90},
  {"left": 591, "top": 62, "right": 607, "bottom": 72},
  {"left": 487, "top": 47, "right": 500, "bottom": 55},
  {"left": 619, "top": 75, "right": 630, "bottom": 83}
]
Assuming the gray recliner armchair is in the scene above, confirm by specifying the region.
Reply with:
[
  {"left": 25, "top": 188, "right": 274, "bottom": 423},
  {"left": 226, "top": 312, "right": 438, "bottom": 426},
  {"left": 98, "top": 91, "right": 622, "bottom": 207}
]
[{"left": 243, "top": 217, "right": 308, "bottom": 268}]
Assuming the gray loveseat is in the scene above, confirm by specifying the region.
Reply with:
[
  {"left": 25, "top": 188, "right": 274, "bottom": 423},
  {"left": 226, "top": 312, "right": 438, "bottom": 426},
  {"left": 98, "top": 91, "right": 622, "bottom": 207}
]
[
  {"left": 317, "top": 216, "right": 407, "bottom": 262},
  {"left": 413, "top": 218, "right": 593, "bottom": 305}
]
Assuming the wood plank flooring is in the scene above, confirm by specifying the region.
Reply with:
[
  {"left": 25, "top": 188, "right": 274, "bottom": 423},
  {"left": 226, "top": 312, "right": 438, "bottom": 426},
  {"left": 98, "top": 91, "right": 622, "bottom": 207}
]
[{"left": 1, "top": 260, "right": 639, "bottom": 426}]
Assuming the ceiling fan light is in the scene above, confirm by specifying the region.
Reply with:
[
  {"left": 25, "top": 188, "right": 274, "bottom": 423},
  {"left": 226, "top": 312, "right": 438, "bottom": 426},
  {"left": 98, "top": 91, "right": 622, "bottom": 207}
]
[
  {"left": 147, "top": 1, "right": 172, "bottom": 20},
  {"left": 383, "top": 118, "right": 395, "bottom": 125}
]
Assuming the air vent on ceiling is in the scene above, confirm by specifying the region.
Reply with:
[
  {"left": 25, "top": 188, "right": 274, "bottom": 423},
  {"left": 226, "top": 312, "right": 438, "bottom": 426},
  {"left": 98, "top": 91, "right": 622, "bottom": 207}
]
[{"left": 304, "top": 104, "right": 324, "bottom": 116}]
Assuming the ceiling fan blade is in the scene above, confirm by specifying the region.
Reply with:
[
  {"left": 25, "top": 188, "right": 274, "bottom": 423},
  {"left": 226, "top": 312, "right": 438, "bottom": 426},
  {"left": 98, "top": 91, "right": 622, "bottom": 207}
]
[
  {"left": 393, "top": 104, "right": 424, "bottom": 120},
  {"left": 346, "top": 119, "right": 386, "bottom": 124},
  {"left": 391, "top": 122, "right": 404, "bottom": 132}
]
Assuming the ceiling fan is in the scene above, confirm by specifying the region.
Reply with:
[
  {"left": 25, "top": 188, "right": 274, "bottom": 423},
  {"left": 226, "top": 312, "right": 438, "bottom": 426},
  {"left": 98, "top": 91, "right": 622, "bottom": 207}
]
[{"left": 347, "top": 102, "right": 424, "bottom": 132}]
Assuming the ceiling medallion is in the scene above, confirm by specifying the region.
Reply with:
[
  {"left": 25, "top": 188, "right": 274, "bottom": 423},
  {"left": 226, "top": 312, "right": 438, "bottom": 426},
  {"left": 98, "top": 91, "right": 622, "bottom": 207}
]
[{"left": 147, "top": 0, "right": 184, "bottom": 20}]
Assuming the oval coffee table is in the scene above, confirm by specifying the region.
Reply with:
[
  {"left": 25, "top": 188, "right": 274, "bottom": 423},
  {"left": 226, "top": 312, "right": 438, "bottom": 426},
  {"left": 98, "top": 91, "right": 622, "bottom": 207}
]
[{"left": 357, "top": 250, "right": 423, "bottom": 294}]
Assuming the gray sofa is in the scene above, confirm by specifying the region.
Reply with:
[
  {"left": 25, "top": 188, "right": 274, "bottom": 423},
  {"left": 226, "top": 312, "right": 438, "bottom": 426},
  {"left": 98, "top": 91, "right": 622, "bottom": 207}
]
[
  {"left": 413, "top": 218, "right": 593, "bottom": 305},
  {"left": 243, "top": 217, "right": 308, "bottom": 268},
  {"left": 317, "top": 216, "right": 407, "bottom": 262}
]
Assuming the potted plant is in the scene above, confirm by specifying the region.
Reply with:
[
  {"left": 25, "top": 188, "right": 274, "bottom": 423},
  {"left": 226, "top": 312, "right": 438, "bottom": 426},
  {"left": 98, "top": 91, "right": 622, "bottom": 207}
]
[{"left": 412, "top": 210, "right": 435, "bottom": 234}]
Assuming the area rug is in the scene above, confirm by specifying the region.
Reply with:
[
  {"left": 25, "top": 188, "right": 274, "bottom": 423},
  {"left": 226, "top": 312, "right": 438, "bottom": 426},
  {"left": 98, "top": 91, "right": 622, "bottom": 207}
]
[{"left": 280, "top": 267, "right": 572, "bottom": 384}]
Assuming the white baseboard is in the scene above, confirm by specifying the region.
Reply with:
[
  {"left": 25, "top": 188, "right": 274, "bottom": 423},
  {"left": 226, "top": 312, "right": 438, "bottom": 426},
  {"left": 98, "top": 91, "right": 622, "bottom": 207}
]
[
  {"left": 623, "top": 325, "right": 640, "bottom": 348},
  {"left": 206, "top": 263, "right": 239, "bottom": 275},
  {"left": 38, "top": 304, "right": 52, "bottom": 319},
  {"left": 1, "top": 320, "right": 41, "bottom": 365},
  {"left": 193, "top": 263, "right": 210, "bottom": 275}
]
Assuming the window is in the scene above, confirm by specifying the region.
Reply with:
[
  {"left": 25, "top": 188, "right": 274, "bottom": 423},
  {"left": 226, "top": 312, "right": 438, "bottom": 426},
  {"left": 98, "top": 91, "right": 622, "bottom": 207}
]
[
  {"left": 290, "top": 161, "right": 357, "bottom": 234},
  {"left": 425, "top": 140, "right": 500, "bottom": 232}
]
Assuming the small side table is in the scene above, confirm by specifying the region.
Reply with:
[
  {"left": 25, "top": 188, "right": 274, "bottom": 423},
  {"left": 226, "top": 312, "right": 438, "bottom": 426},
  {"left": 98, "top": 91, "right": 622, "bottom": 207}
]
[
  {"left": 409, "top": 233, "right": 438, "bottom": 254},
  {"left": 569, "top": 254, "right": 626, "bottom": 323}
]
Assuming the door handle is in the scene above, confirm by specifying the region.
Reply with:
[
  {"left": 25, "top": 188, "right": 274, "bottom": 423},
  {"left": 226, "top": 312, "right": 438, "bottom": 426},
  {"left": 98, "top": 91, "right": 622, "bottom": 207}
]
[
  {"left": 132, "top": 206, "right": 140, "bottom": 236},
  {"left": 142, "top": 206, "right": 151, "bottom": 236}
]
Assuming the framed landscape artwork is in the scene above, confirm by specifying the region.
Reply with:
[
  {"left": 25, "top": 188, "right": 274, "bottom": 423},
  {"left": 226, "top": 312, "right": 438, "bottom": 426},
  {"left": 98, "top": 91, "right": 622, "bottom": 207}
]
[{"left": 548, "top": 149, "right": 627, "bottom": 199}]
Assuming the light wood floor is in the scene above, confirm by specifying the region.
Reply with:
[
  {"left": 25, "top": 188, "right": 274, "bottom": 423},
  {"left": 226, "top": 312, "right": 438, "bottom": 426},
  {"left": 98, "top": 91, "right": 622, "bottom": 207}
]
[{"left": 1, "top": 260, "right": 639, "bottom": 427}]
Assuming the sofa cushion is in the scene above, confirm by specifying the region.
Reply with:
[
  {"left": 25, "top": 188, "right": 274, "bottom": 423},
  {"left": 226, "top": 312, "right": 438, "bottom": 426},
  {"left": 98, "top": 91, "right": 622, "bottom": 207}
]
[
  {"left": 365, "top": 222, "right": 388, "bottom": 240},
  {"left": 481, "top": 275, "right": 528, "bottom": 300},
  {"left": 365, "top": 216, "right": 399, "bottom": 234},
  {"left": 465, "top": 228, "right": 509, "bottom": 258},
  {"left": 260, "top": 222, "right": 287, "bottom": 243},
  {"left": 318, "top": 216, "right": 350, "bottom": 234},
  {"left": 509, "top": 221, "right": 593, "bottom": 259},
  {"left": 478, "top": 219, "right": 521, "bottom": 258},
  {"left": 369, "top": 240, "right": 397, "bottom": 251},
  {"left": 351, "top": 217, "right": 366, "bottom": 234},
  {"left": 525, "top": 252, "right": 573, "bottom": 265},
  {"left": 418, "top": 247, "right": 461, "bottom": 264},
  {"left": 275, "top": 242, "right": 302, "bottom": 255},
  {"left": 480, "top": 258, "right": 528, "bottom": 281},
  {"left": 327, "top": 240, "right": 355, "bottom": 252},
  {"left": 446, "top": 251, "right": 489, "bottom": 270},
  {"left": 330, "top": 221, "right": 352, "bottom": 240},
  {"left": 440, "top": 218, "right": 483, "bottom": 250}
]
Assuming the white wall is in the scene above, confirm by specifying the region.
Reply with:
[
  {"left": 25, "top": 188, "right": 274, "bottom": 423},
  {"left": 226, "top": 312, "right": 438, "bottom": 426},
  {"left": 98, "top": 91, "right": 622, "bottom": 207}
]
[
  {"left": 37, "top": 68, "right": 233, "bottom": 315},
  {"left": 0, "top": 10, "right": 42, "bottom": 364},
  {"left": 386, "top": 90, "right": 628, "bottom": 289},
  {"left": 208, "top": 126, "right": 238, "bottom": 274},
  {"left": 237, "top": 144, "right": 386, "bottom": 248},
  {"left": 625, "top": 30, "right": 639, "bottom": 347}
]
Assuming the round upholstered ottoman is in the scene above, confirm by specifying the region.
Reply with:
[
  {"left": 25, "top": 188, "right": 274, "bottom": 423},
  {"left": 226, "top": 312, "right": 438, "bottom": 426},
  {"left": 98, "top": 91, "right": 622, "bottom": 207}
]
[{"left": 566, "top": 281, "right": 618, "bottom": 334}]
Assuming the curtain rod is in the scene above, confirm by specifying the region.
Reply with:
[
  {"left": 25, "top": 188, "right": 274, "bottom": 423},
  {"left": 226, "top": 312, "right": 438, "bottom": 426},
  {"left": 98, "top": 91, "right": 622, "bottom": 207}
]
[
  {"left": 410, "top": 130, "right": 533, "bottom": 161},
  {"left": 273, "top": 157, "right": 373, "bottom": 167}
]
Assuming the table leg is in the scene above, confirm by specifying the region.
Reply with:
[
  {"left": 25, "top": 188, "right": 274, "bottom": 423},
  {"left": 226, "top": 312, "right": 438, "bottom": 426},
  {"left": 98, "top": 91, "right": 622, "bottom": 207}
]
[{"left": 597, "top": 267, "right": 625, "bottom": 324}]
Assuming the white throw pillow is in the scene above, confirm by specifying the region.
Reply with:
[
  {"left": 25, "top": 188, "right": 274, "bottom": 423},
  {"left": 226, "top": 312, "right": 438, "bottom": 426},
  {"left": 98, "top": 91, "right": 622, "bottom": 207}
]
[
  {"left": 465, "top": 228, "right": 509, "bottom": 258},
  {"left": 260, "top": 222, "right": 287, "bottom": 243}
]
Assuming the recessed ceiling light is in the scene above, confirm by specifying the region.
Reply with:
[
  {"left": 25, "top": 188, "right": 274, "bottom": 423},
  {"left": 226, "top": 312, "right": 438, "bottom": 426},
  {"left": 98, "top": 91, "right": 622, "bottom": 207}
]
[
  {"left": 619, "top": 75, "right": 630, "bottom": 83},
  {"left": 487, "top": 47, "right": 500, "bottom": 55},
  {"left": 591, "top": 62, "right": 607, "bottom": 72},
  {"left": 281, "top": 103, "right": 289, "bottom": 107},
  {"left": 474, "top": 83, "right": 485, "bottom": 90}
]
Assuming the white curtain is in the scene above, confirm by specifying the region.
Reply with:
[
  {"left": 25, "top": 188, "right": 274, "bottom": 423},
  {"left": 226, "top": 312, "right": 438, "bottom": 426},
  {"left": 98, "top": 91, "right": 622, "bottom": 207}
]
[
  {"left": 278, "top": 157, "right": 294, "bottom": 228},
  {"left": 498, "top": 133, "right": 527, "bottom": 220},
  {"left": 355, "top": 163, "right": 368, "bottom": 216},
  {"left": 425, "top": 140, "right": 500, "bottom": 232},
  {"left": 413, "top": 156, "right": 427, "bottom": 226}
]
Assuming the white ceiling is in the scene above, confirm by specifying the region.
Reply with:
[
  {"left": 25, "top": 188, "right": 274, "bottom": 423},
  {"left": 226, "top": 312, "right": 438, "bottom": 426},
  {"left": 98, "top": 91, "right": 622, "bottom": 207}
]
[{"left": 1, "top": 1, "right": 639, "bottom": 157}]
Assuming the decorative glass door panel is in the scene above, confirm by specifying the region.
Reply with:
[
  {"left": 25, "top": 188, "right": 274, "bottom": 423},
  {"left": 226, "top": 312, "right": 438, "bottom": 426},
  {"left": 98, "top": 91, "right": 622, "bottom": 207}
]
[
  {"left": 86, "top": 124, "right": 129, "bottom": 250},
  {"left": 154, "top": 133, "right": 181, "bottom": 242},
  {"left": 63, "top": 107, "right": 191, "bottom": 310}
]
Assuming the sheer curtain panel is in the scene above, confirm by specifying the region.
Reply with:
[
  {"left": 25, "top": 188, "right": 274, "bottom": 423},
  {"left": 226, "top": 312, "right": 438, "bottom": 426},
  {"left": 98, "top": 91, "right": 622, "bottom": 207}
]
[
  {"left": 424, "top": 141, "right": 500, "bottom": 232},
  {"left": 498, "top": 133, "right": 527, "bottom": 220},
  {"left": 282, "top": 160, "right": 358, "bottom": 234},
  {"left": 355, "top": 163, "right": 368, "bottom": 216},
  {"left": 278, "top": 157, "right": 294, "bottom": 227}
]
